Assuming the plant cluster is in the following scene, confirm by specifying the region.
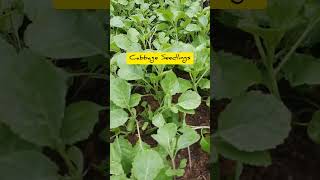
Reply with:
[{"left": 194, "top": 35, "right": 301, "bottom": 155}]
[
  {"left": 0, "top": 0, "right": 107, "bottom": 179},
  {"left": 212, "top": 0, "right": 320, "bottom": 179},
  {"left": 110, "top": 0, "right": 210, "bottom": 179}
]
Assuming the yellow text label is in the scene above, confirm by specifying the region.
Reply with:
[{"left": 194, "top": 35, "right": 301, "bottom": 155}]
[{"left": 126, "top": 52, "right": 194, "bottom": 65}]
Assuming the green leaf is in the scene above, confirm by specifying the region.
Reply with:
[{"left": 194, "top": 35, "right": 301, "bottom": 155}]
[
  {"left": 0, "top": 151, "right": 59, "bottom": 180},
  {"left": 110, "top": 109, "right": 129, "bottom": 129},
  {"left": 127, "top": 28, "right": 140, "bottom": 43},
  {"left": 115, "top": 53, "right": 145, "bottom": 80},
  {"left": 215, "top": 138, "right": 271, "bottom": 166},
  {"left": 161, "top": 71, "right": 179, "bottom": 95},
  {"left": 152, "top": 123, "right": 177, "bottom": 156},
  {"left": 25, "top": 12, "right": 106, "bottom": 59},
  {"left": 177, "top": 78, "right": 192, "bottom": 93},
  {"left": 0, "top": 39, "right": 67, "bottom": 147},
  {"left": 0, "top": 123, "right": 38, "bottom": 156},
  {"left": 177, "top": 126, "right": 200, "bottom": 151},
  {"left": 198, "top": 78, "right": 210, "bottom": 89},
  {"left": 218, "top": 91, "right": 291, "bottom": 151},
  {"left": 111, "top": 16, "right": 125, "bottom": 28},
  {"left": 200, "top": 135, "right": 210, "bottom": 153},
  {"left": 213, "top": 51, "right": 261, "bottom": 99},
  {"left": 129, "top": 94, "right": 142, "bottom": 107},
  {"left": 113, "top": 34, "right": 131, "bottom": 50},
  {"left": 308, "top": 111, "right": 320, "bottom": 144},
  {"left": 177, "top": 90, "right": 201, "bottom": 110},
  {"left": 152, "top": 113, "right": 166, "bottom": 128},
  {"left": 110, "top": 77, "right": 131, "bottom": 108},
  {"left": 132, "top": 149, "right": 164, "bottom": 180},
  {"left": 186, "top": 24, "right": 200, "bottom": 32},
  {"left": 111, "top": 143, "right": 125, "bottom": 175},
  {"left": 61, "top": 101, "right": 103, "bottom": 144},
  {"left": 113, "top": 136, "right": 134, "bottom": 174},
  {"left": 283, "top": 53, "right": 320, "bottom": 86},
  {"left": 67, "top": 146, "right": 84, "bottom": 172}
]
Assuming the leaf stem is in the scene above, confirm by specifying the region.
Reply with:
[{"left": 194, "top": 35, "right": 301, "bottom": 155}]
[
  {"left": 135, "top": 117, "right": 144, "bottom": 150},
  {"left": 254, "top": 35, "right": 267, "bottom": 66},
  {"left": 275, "top": 16, "right": 320, "bottom": 75}
]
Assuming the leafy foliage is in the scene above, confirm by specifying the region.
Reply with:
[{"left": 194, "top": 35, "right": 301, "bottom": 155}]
[{"left": 110, "top": 0, "right": 210, "bottom": 178}]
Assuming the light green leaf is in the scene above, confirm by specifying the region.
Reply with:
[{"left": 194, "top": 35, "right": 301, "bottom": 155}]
[
  {"left": 129, "top": 94, "right": 142, "bottom": 107},
  {"left": 110, "top": 77, "right": 131, "bottom": 108},
  {"left": 186, "top": 24, "right": 201, "bottom": 32},
  {"left": 0, "top": 151, "right": 59, "bottom": 180},
  {"left": 200, "top": 135, "right": 210, "bottom": 153},
  {"left": 177, "top": 78, "right": 192, "bottom": 93},
  {"left": 177, "top": 90, "right": 201, "bottom": 110},
  {"left": 177, "top": 126, "right": 200, "bottom": 151},
  {"left": 132, "top": 149, "right": 164, "bottom": 180},
  {"left": 111, "top": 143, "right": 125, "bottom": 175},
  {"left": 161, "top": 71, "right": 179, "bottom": 95},
  {"left": 110, "top": 109, "right": 129, "bottom": 129},
  {"left": 127, "top": 28, "right": 140, "bottom": 43},
  {"left": 218, "top": 91, "right": 291, "bottom": 151},
  {"left": 213, "top": 51, "right": 261, "bottom": 99},
  {"left": 0, "top": 39, "right": 67, "bottom": 147},
  {"left": 215, "top": 138, "right": 271, "bottom": 166},
  {"left": 308, "top": 111, "right": 320, "bottom": 144},
  {"left": 113, "top": 136, "right": 134, "bottom": 174},
  {"left": 152, "top": 113, "right": 166, "bottom": 128},
  {"left": 283, "top": 53, "right": 320, "bottom": 86},
  {"left": 61, "top": 101, "right": 103, "bottom": 144},
  {"left": 111, "top": 16, "right": 124, "bottom": 28},
  {"left": 152, "top": 123, "right": 177, "bottom": 156},
  {"left": 113, "top": 34, "right": 131, "bottom": 50},
  {"left": 198, "top": 78, "right": 210, "bottom": 89}
]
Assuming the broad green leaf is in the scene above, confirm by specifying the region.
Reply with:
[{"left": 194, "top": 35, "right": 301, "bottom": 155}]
[
  {"left": 110, "top": 77, "right": 131, "bottom": 108},
  {"left": 198, "top": 78, "right": 210, "bottom": 89},
  {"left": 60, "top": 101, "right": 103, "bottom": 145},
  {"left": 132, "top": 149, "right": 164, "bottom": 180},
  {"left": 177, "top": 90, "right": 201, "bottom": 110},
  {"left": 0, "top": 123, "right": 38, "bottom": 156},
  {"left": 213, "top": 51, "right": 261, "bottom": 99},
  {"left": 283, "top": 53, "right": 320, "bottom": 86},
  {"left": 215, "top": 138, "right": 271, "bottom": 166},
  {"left": 156, "top": 9, "right": 174, "bottom": 22},
  {"left": 218, "top": 91, "right": 291, "bottom": 151},
  {"left": 113, "top": 34, "right": 131, "bottom": 50},
  {"left": 176, "top": 126, "right": 200, "bottom": 151},
  {"left": 0, "top": 151, "right": 59, "bottom": 180},
  {"left": 25, "top": 12, "right": 106, "bottom": 59},
  {"left": 308, "top": 111, "right": 320, "bottom": 144},
  {"left": 111, "top": 16, "right": 125, "bottom": 28},
  {"left": 111, "top": 143, "right": 125, "bottom": 175},
  {"left": 110, "top": 109, "right": 129, "bottom": 129},
  {"left": 0, "top": 39, "right": 67, "bottom": 147},
  {"left": 177, "top": 78, "right": 192, "bottom": 93},
  {"left": 161, "top": 71, "right": 179, "bottom": 95},
  {"left": 118, "top": 65, "right": 144, "bottom": 80},
  {"left": 152, "top": 123, "right": 177, "bottom": 156},
  {"left": 127, "top": 28, "right": 140, "bottom": 43},
  {"left": 186, "top": 24, "right": 200, "bottom": 32},
  {"left": 152, "top": 113, "right": 166, "bottom": 128},
  {"left": 129, "top": 94, "right": 142, "bottom": 107},
  {"left": 113, "top": 136, "right": 134, "bottom": 174}
]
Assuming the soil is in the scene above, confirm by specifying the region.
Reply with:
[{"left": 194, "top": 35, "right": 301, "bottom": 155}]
[{"left": 212, "top": 10, "right": 320, "bottom": 180}]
